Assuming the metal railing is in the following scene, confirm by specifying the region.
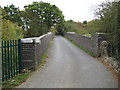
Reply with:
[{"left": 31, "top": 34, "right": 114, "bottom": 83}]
[{"left": 1, "top": 39, "right": 22, "bottom": 82}]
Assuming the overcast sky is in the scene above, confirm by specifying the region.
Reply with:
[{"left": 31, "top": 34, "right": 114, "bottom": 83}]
[{"left": 0, "top": 0, "right": 108, "bottom": 22}]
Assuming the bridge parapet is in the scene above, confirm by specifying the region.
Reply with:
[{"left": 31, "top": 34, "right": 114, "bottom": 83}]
[
  {"left": 21, "top": 32, "right": 54, "bottom": 71},
  {"left": 64, "top": 32, "right": 107, "bottom": 56}
]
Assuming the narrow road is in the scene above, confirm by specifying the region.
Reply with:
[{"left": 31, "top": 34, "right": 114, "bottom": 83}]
[{"left": 18, "top": 36, "right": 118, "bottom": 88}]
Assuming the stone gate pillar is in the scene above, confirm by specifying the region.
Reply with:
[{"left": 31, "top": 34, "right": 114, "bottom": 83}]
[{"left": 92, "top": 33, "right": 107, "bottom": 56}]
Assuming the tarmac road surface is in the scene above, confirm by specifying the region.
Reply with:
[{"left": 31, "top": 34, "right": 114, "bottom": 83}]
[{"left": 17, "top": 36, "right": 118, "bottom": 88}]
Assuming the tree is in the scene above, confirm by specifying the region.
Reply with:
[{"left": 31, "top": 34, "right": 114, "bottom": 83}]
[
  {"left": 116, "top": 1, "right": 120, "bottom": 59},
  {"left": 64, "top": 21, "right": 87, "bottom": 35},
  {"left": 3, "top": 4, "right": 22, "bottom": 26},
  {"left": 0, "top": 6, "right": 23, "bottom": 40},
  {"left": 94, "top": 1, "right": 119, "bottom": 59},
  {"left": 22, "top": 1, "right": 65, "bottom": 37},
  {"left": 94, "top": 1, "right": 118, "bottom": 33},
  {"left": 67, "top": 20, "right": 74, "bottom": 22},
  {"left": 83, "top": 21, "right": 87, "bottom": 24},
  {"left": 55, "top": 23, "right": 65, "bottom": 35}
]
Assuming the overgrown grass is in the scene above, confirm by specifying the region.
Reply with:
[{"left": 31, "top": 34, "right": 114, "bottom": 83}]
[
  {"left": 64, "top": 21, "right": 88, "bottom": 35},
  {"left": 2, "top": 72, "right": 30, "bottom": 89},
  {"left": 64, "top": 20, "right": 100, "bottom": 36},
  {"left": 67, "top": 38, "right": 96, "bottom": 57},
  {"left": 86, "top": 20, "right": 100, "bottom": 35},
  {"left": 35, "top": 37, "right": 54, "bottom": 69},
  {"left": 38, "top": 53, "right": 48, "bottom": 68}
]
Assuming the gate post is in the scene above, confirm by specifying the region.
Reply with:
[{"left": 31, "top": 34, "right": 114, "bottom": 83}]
[
  {"left": 18, "top": 39, "right": 22, "bottom": 73},
  {"left": 93, "top": 33, "right": 107, "bottom": 56}
]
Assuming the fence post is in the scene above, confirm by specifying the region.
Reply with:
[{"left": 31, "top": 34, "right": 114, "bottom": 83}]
[
  {"left": 2, "top": 41, "right": 4, "bottom": 82},
  {"left": 18, "top": 39, "right": 22, "bottom": 73},
  {"left": 7, "top": 41, "right": 10, "bottom": 79}
]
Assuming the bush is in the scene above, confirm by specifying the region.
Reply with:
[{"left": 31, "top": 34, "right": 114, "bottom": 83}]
[{"left": 2, "top": 19, "right": 23, "bottom": 40}]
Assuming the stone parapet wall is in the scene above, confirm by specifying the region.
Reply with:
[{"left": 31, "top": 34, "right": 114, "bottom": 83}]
[{"left": 64, "top": 32, "right": 106, "bottom": 56}]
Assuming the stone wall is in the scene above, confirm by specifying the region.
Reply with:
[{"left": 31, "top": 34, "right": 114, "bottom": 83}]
[
  {"left": 21, "top": 32, "right": 54, "bottom": 70},
  {"left": 64, "top": 32, "right": 107, "bottom": 56}
]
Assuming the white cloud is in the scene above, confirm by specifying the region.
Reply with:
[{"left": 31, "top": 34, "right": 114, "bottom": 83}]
[{"left": 0, "top": 0, "right": 107, "bottom": 22}]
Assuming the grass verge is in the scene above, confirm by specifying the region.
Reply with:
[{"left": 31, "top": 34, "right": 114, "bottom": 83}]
[
  {"left": 2, "top": 72, "right": 30, "bottom": 89},
  {"left": 37, "top": 38, "right": 53, "bottom": 69},
  {"left": 38, "top": 53, "right": 48, "bottom": 68}
]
